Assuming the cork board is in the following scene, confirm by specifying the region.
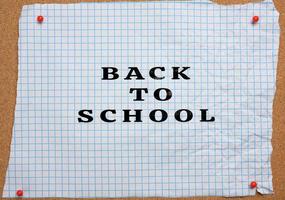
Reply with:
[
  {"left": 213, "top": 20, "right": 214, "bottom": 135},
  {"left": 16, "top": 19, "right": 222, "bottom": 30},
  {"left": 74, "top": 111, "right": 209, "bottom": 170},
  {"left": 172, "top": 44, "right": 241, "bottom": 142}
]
[{"left": 0, "top": 0, "right": 284, "bottom": 199}]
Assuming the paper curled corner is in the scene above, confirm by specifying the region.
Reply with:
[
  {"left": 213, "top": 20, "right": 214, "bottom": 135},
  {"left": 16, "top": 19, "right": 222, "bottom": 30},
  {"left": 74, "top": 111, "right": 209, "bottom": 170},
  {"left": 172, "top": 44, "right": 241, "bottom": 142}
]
[{"left": 257, "top": 185, "right": 274, "bottom": 195}]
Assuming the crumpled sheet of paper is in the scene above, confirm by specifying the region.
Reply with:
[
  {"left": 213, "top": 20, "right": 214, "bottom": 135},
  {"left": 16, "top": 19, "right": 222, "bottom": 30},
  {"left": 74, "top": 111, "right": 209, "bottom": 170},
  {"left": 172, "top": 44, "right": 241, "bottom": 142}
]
[{"left": 2, "top": 0, "right": 280, "bottom": 198}]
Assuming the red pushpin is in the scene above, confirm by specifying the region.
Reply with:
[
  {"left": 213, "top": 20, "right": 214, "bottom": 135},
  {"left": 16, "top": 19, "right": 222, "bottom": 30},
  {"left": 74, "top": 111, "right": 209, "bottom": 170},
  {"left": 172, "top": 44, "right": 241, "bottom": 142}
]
[
  {"left": 252, "top": 16, "right": 259, "bottom": 24},
  {"left": 250, "top": 181, "right": 257, "bottom": 189},
  {"left": 37, "top": 15, "right": 44, "bottom": 23},
  {"left": 16, "top": 189, "right": 24, "bottom": 197}
]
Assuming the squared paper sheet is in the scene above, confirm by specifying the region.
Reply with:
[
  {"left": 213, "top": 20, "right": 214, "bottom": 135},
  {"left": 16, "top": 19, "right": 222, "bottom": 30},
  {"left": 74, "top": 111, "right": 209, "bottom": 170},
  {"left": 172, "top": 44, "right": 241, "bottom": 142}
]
[{"left": 3, "top": 0, "right": 280, "bottom": 198}]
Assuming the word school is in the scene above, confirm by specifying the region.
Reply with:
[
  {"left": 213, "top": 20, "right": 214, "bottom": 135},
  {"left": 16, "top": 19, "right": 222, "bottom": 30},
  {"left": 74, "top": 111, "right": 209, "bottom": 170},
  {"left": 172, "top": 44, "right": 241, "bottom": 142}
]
[{"left": 78, "top": 67, "right": 215, "bottom": 123}]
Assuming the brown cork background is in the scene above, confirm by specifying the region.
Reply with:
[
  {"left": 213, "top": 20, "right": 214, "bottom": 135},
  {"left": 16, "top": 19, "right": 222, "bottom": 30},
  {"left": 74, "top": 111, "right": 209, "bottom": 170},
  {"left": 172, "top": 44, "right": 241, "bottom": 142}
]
[{"left": 0, "top": 0, "right": 285, "bottom": 199}]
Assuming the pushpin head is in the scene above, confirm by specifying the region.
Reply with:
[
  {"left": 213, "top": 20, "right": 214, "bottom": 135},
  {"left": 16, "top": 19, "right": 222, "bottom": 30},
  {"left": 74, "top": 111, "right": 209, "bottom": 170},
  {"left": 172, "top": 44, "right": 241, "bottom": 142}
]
[
  {"left": 16, "top": 189, "right": 23, "bottom": 197},
  {"left": 37, "top": 15, "right": 44, "bottom": 23},
  {"left": 252, "top": 16, "right": 259, "bottom": 24},
  {"left": 250, "top": 181, "right": 257, "bottom": 189}
]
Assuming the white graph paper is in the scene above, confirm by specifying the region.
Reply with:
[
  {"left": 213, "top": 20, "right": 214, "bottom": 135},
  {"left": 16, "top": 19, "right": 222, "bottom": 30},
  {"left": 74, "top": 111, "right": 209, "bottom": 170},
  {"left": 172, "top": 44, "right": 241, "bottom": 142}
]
[{"left": 3, "top": 0, "right": 280, "bottom": 198}]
